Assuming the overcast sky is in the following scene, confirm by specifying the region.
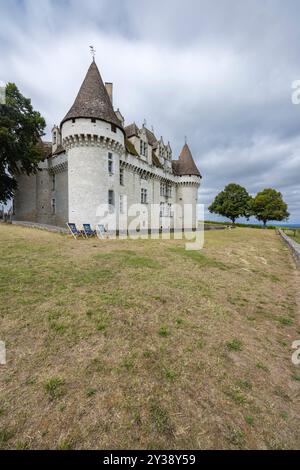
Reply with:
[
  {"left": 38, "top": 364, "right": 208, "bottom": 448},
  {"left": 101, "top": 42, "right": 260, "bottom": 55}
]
[{"left": 1, "top": 0, "right": 299, "bottom": 222}]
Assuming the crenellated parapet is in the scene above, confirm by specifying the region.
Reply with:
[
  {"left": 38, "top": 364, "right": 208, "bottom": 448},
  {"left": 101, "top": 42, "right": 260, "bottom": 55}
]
[
  {"left": 48, "top": 161, "right": 68, "bottom": 174},
  {"left": 63, "top": 134, "right": 125, "bottom": 156},
  {"left": 176, "top": 175, "right": 201, "bottom": 187},
  {"left": 120, "top": 153, "right": 201, "bottom": 187},
  {"left": 48, "top": 149, "right": 68, "bottom": 174}
]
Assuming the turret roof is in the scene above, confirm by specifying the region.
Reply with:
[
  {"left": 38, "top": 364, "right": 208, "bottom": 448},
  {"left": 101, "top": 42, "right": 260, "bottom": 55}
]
[
  {"left": 172, "top": 143, "right": 201, "bottom": 177},
  {"left": 61, "top": 61, "right": 123, "bottom": 130}
]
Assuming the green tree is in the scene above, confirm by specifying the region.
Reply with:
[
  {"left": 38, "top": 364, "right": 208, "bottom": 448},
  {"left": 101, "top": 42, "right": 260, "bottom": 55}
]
[
  {"left": 208, "top": 183, "right": 252, "bottom": 224},
  {"left": 0, "top": 83, "right": 46, "bottom": 204},
  {"left": 251, "top": 188, "right": 289, "bottom": 227}
]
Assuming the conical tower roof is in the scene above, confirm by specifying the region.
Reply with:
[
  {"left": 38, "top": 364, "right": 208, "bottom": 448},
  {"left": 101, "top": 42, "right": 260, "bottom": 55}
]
[
  {"left": 61, "top": 60, "right": 123, "bottom": 130},
  {"left": 173, "top": 143, "right": 201, "bottom": 177}
]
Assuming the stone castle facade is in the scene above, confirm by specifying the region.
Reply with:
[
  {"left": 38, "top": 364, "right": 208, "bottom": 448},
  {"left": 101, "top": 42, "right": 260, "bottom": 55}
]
[{"left": 14, "top": 60, "right": 202, "bottom": 230}]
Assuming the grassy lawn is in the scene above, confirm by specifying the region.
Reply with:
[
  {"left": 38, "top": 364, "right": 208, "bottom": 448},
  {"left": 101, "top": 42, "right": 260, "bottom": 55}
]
[{"left": 0, "top": 225, "right": 299, "bottom": 449}]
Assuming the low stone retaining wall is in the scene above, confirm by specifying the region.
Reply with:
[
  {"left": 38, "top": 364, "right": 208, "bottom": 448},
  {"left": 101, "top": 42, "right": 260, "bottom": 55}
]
[
  {"left": 8, "top": 220, "right": 230, "bottom": 236},
  {"left": 11, "top": 220, "right": 68, "bottom": 234},
  {"left": 204, "top": 224, "right": 229, "bottom": 231},
  {"left": 278, "top": 229, "right": 300, "bottom": 267}
]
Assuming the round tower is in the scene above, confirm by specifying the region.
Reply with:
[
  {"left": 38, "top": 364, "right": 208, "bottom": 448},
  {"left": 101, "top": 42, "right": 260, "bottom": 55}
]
[
  {"left": 174, "top": 143, "right": 202, "bottom": 230},
  {"left": 61, "top": 60, "right": 125, "bottom": 227}
]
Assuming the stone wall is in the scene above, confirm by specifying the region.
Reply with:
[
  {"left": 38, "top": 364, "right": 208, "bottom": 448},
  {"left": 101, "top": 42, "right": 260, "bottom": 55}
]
[
  {"left": 12, "top": 220, "right": 68, "bottom": 233},
  {"left": 278, "top": 229, "right": 300, "bottom": 267},
  {"left": 14, "top": 172, "right": 37, "bottom": 222},
  {"left": 14, "top": 118, "right": 201, "bottom": 231}
]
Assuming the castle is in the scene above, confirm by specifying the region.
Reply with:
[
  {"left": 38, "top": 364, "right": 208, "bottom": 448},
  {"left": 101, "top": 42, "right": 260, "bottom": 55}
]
[{"left": 14, "top": 59, "right": 202, "bottom": 231}]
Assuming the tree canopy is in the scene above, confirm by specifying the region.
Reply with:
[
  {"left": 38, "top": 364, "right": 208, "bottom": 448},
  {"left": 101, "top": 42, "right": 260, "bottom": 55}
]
[
  {"left": 208, "top": 183, "right": 252, "bottom": 223},
  {"left": 0, "top": 83, "right": 46, "bottom": 204},
  {"left": 251, "top": 188, "right": 289, "bottom": 227}
]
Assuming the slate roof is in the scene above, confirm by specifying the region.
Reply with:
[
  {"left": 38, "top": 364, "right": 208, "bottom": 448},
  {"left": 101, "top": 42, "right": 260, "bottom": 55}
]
[
  {"left": 144, "top": 127, "right": 157, "bottom": 146},
  {"left": 152, "top": 151, "right": 163, "bottom": 169},
  {"left": 172, "top": 143, "right": 201, "bottom": 177},
  {"left": 125, "top": 138, "right": 139, "bottom": 156},
  {"left": 39, "top": 141, "right": 52, "bottom": 159},
  {"left": 52, "top": 143, "right": 65, "bottom": 156},
  {"left": 61, "top": 61, "right": 123, "bottom": 131},
  {"left": 124, "top": 122, "right": 139, "bottom": 138},
  {"left": 124, "top": 124, "right": 158, "bottom": 147}
]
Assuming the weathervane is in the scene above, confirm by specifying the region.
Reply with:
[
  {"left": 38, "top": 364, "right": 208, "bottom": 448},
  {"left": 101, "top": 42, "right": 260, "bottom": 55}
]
[{"left": 89, "top": 45, "right": 96, "bottom": 61}]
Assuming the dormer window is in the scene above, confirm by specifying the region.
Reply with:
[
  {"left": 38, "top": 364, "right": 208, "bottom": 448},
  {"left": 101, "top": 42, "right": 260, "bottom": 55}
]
[{"left": 140, "top": 140, "right": 148, "bottom": 157}]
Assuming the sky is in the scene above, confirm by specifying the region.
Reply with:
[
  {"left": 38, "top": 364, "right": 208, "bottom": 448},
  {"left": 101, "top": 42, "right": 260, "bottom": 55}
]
[{"left": 0, "top": 0, "right": 299, "bottom": 223}]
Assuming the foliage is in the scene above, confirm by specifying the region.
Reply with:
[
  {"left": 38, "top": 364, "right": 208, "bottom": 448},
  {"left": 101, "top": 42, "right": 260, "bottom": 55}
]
[
  {"left": 0, "top": 83, "right": 46, "bottom": 203},
  {"left": 208, "top": 183, "right": 252, "bottom": 223},
  {"left": 251, "top": 188, "right": 289, "bottom": 227},
  {"left": 204, "top": 220, "right": 276, "bottom": 229}
]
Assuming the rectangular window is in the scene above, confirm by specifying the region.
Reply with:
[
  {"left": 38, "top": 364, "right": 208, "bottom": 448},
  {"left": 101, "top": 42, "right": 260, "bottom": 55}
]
[
  {"left": 119, "top": 194, "right": 124, "bottom": 214},
  {"left": 108, "top": 152, "right": 113, "bottom": 174},
  {"left": 108, "top": 190, "right": 114, "bottom": 211},
  {"left": 52, "top": 174, "right": 55, "bottom": 191},
  {"left": 160, "top": 182, "right": 171, "bottom": 197},
  {"left": 139, "top": 140, "right": 148, "bottom": 157},
  {"left": 141, "top": 188, "right": 147, "bottom": 204},
  {"left": 51, "top": 198, "right": 56, "bottom": 215},
  {"left": 91, "top": 118, "right": 96, "bottom": 123},
  {"left": 111, "top": 123, "right": 117, "bottom": 133},
  {"left": 120, "top": 167, "right": 124, "bottom": 186},
  {"left": 159, "top": 202, "right": 171, "bottom": 217},
  {"left": 53, "top": 132, "right": 57, "bottom": 145}
]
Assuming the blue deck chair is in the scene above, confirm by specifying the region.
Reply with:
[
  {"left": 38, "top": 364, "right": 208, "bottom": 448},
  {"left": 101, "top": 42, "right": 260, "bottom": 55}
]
[
  {"left": 67, "top": 223, "right": 85, "bottom": 239},
  {"left": 83, "top": 223, "right": 96, "bottom": 238},
  {"left": 96, "top": 223, "right": 108, "bottom": 239}
]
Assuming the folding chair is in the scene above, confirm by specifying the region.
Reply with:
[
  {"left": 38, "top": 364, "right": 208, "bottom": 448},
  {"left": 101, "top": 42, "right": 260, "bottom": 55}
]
[
  {"left": 83, "top": 223, "right": 96, "bottom": 238},
  {"left": 96, "top": 224, "right": 108, "bottom": 239},
  {"left": 67, "top": 223, "right": 85, "bottom": 239}
]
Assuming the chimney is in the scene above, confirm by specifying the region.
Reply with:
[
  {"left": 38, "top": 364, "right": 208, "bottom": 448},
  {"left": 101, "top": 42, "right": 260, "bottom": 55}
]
[{"left": 105, "top": 82, "right": 113, "bottom": 104}]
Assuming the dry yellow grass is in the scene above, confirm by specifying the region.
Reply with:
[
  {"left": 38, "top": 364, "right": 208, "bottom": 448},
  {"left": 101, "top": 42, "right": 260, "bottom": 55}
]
[{"left": 0, "top": 224, "right": 299, "bottom": 449}]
